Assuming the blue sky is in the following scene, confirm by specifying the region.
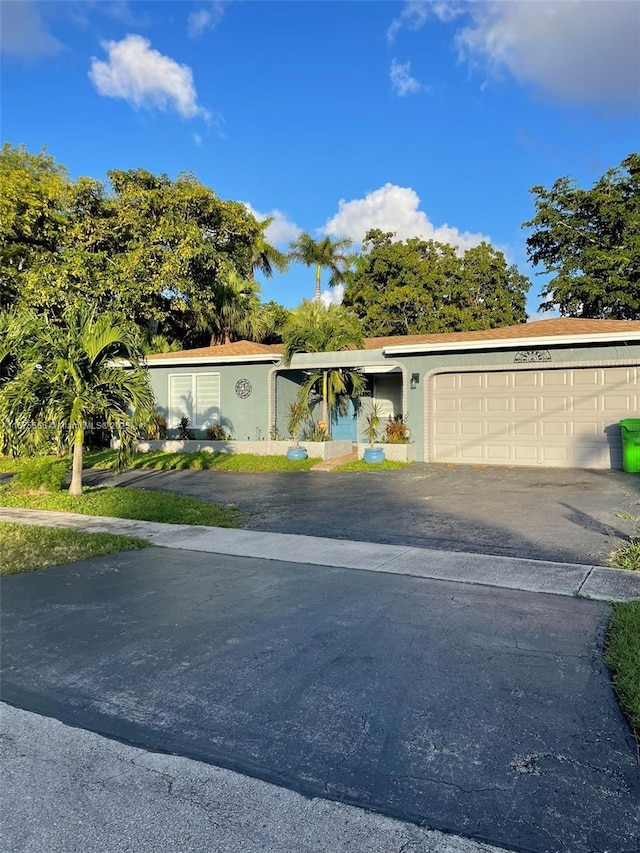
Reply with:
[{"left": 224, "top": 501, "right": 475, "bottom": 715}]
[{"left": 2, "top": 0, "right": 639, "bottom": 317}]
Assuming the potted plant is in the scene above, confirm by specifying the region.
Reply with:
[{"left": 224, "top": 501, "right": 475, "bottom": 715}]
[
  {"left": 286, "top": 399, "right": 309, "bottom": 460},
  {"left": 363, "top": 403, "right": 385, "bottom": 464}
]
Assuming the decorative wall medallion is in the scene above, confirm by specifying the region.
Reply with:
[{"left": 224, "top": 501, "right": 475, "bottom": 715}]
[
  {"left": 235, "top": 378, "right": 252, "bottom": 399},
  {"left": 514, "top": 350, "right": 551, "bottom": 363}
]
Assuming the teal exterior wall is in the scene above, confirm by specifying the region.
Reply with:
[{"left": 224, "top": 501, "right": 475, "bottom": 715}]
[
  {"left": 273, "top": 371, "right": 307, "bottom": 439},
  {"left": 147, "top": 361, "right": 273, "bottom": 440}
]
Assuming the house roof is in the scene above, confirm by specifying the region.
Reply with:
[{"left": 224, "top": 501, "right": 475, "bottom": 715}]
[
  {"left": 143, "top": 319, "right": 640, "bottom": 366},
  {"left": 364, "top": 318, "right": 640, "bottom": 350},
  {"left": 145, "top": 340, "right": 284, "bottom": 364}
]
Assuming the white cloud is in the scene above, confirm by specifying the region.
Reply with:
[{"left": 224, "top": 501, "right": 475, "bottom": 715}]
[
  {"left": 0, "top": 0, "right": 64, "bottom": 59},
  {"left": 456, "top": 0, "right": 640, "bottom": 105},
  {"left": 193, "top": 133, "right": 203, "bottom": 146},
  {"left": 242, "top": 203, "right": 301, "bottom": 246},
  {"left": 89, "top": 34, "right": 211, "bottom": 120},
  {"left": 188, "top": 2, "right": 225, "bottom": 38},
  {"left": 324, "top": 184, "right": 489, "bottom": 252},
  {"left": 320, "top": 284, "right": 345, "bottom": 308},
  {"left": 388, "top": 1, "right": 463, "bottom": 43},
  {"left": 390, "top": 58, "right": 423, "bottom": 97}
]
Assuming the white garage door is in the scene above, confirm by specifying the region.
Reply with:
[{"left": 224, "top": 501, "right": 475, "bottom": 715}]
[{"left": 429, "top": 365, "right": 639, "bottom": 469}]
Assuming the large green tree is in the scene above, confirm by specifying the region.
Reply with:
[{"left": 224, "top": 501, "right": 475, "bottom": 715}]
[
  {"left": 0, "top": 305, "right": 154, "bottom": 495},
  {"left": 343, "top": 230, "right": 529, "bottom": 336},
  {"left": 524, "top": 153, "right": 640, "bottom": 318},
  {"left": 282, "top": 300, "right": 365, "bottom": 429},
  {"left": 288, "top": 233, "right": 353, "bottom": 303}
]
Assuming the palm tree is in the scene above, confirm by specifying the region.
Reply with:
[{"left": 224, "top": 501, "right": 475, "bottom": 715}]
[
  {"left": 201, "top": 269, "right": 267, "bottom": 346},
  {"left": 249, "top": 217, "right": 289, "bottom": 279},
  {"left": 288, "top": 233, "right": 353, "bottom": 303},
  {"left": 0, "top": 305, "right": 154, "bottom": 495},
  {"left": 282, "top": 300, "right": 366, "bottom": 430}
]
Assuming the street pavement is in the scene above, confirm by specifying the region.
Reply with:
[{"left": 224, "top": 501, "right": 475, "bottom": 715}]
[{"left": 2, "top": 546, "right": 639, "bottom": 853}]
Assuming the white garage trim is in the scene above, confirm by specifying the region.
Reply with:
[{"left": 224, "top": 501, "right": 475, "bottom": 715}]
[{"left": 424, "top": 359, "right": 640, "bottom": 469}]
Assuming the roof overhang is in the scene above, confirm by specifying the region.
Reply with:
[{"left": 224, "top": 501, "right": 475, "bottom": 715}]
[
  {"left": 144, "top": 354, "right": 282, "bottom": 367},
  {"left": 382, "top": 331, "right": 640, "bottom": 356}
]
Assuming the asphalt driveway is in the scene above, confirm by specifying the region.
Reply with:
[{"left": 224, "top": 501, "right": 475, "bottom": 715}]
[
  {"left": 84, "top": 464, "right": 640, "bottom": 565},
  {"left": 2, "top": 547, "right": 638, "bottom": 853}
]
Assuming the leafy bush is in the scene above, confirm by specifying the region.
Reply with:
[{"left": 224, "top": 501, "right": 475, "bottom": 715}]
[
  {"left": 384, "top": 414, "right": 410, "bottom": 444},
  {"left": 10, "top": 457, "right": 68, "bottom": 493},
  {"left": 145, "top": 412, "right": 167, "bottom": 440},
  {"left": 205, "top": 424, "right": 229, "bottom": 441},
  {"left": 301, "top": 420, "right": 331, "bottom": 441},
  {"left": 177, "top": 417, "right": 195, "bottom": 440}
]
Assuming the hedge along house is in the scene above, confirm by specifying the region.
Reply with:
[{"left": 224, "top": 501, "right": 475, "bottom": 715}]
[{"left": 144, "top": 318, "right": 640, "bottom": 469}]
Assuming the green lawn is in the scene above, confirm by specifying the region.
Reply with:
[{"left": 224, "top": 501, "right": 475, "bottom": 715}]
[
  {"left": 607, "top": 539, "right": 640, "bottom": 571},
  {"left": 331, "top": 459, "right": 412, "bottom": 472},
  {"left": 0, "top": 484, "right": 241, "bottom": 527},
  {"left": 84, "top": 449, "right": 320, "bottom": 472},
  {"left": 605, "top": 602, "right": 640, "bottom": 739},
  {"left": 0, "top": 522, "right": 149, "bottom": 576}
]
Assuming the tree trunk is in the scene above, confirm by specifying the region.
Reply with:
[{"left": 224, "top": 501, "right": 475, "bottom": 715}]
[
  {"left": 315, "top": 263, "right": 322, "bottom": 303},
  {"left": 68, "top": 430, "right": 84, "bottom": 496}
]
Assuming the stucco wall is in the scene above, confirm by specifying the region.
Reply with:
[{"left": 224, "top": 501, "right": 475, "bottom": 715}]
[{"left": 147, "top": 362, "right": 273, "bottom": 441}]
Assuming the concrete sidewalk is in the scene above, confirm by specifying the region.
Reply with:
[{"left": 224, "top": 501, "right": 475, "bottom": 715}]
[{"left": 2, "top": 507, "right": 639, "bottom": 601}]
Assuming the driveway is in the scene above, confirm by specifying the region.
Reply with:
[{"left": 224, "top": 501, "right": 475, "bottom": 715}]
[
  {"left": 84, "top": 464, "right": 640, "bottom": 565},
  {"left": 2, "top": 547, "right": 638, "bottom": 853}
]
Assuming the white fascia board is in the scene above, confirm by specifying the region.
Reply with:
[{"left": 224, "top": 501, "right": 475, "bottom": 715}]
[
  {"left": 382, "top": 332, "right": 640, "bottom": 356},
  {"left": 144, "top": 354, "right": 282, "bottom": 367}
]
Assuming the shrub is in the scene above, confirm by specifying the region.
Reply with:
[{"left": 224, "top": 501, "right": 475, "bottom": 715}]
[
  {"left": 384, "top": 414, "right": 410, "bottom": 444},
  {"left": 145, "top": 412, "right": 167, "bottom": 440},
  {"left": 10, "top": 457, "right": 68, "bottom": 493},
  {"left": 205, "top": 424, "right": 229, "bottom": 441},
  {"left": 177, "top": 417, "right": 195, "bottom": 440},
  {"left": 301, "top": 420, "right": 331, "bottom": 441}
]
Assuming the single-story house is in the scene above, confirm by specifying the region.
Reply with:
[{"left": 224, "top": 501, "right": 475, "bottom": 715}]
[{"left": 144, "top": 318, "right": 640, "bottom": 470}]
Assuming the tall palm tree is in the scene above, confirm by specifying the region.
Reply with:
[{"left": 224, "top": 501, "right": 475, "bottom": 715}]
[
  {"left": 0, "top": 305, "right": 154, "bottom": 495},
  {"left": 288, "top": 233, "right": 353, "bottom": 303},
  {"left": 282, "top": 300, "right": 365, "bottom": 429},
  {"left": 200, "top": 269, "right": 267, "bottom": 346},
  {"left": 249, "top": 217, "right": 289, "bottom": 279}
]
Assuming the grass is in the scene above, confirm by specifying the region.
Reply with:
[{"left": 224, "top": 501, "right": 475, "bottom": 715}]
[
  {"left": 0, "top": 522, "right": 149, "bottom": 576},
  {"left": 605, "top": 602, "right": 640, "bottom": 739},
  {"left": 607, "top": 539, "right": 640, "bottom": 571},
  {"left": 83, "top": 449, "right": 320, "bottom": 473},
  {"left": 0, "top": 484, "right": 241, "bottom": 527},
  {"left": 331, "top": 459, "right": 412, "bottom": 472}
]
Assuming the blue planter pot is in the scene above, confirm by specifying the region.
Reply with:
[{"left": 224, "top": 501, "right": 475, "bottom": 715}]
[
  {"left": 286, "top": 447, "right": 308, "bottom": 461},
  {"left": 363, "top": 447, "right": 385, "bottom": 464}
]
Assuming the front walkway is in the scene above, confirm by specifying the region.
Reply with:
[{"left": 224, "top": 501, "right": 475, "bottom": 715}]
[{"left": 2, "top": 507, "right": 639, "bottom": 601}]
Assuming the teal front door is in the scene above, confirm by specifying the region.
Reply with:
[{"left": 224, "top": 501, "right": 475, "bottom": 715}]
[{"left": 332, "top": 398, "right": 358, "bottom": 441}]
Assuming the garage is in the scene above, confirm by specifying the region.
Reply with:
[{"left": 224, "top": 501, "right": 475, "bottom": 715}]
[{"left": 428, "top": 364, "right": 639, "bottom": 469}]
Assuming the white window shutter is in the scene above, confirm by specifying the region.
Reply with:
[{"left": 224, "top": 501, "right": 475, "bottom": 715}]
[
  {"left": 168, "top": 375, "right": 194, "bottom": 428},
  {"left": 195, "top": 373, "right": 221, "bottom": 426}
]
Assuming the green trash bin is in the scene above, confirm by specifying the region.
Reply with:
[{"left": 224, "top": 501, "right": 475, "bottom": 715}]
[{"left": 620, "top": 419, "right": 640, "bottom": 473}]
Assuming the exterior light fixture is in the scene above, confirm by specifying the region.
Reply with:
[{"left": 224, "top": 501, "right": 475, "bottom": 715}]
[{"left": 410, "top": 373, "right": 420, "bottom": 390}]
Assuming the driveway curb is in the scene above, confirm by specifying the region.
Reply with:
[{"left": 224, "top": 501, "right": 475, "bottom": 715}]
[{"left": 2, "top": 507, "right": 639, "bottom": 601}]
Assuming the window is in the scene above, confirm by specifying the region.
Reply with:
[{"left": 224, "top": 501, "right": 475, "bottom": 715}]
[{"left": 168, "top": 373, "right": 220, "bottom": 429}]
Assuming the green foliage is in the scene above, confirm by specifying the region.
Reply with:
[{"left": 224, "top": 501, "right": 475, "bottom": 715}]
[
  {"left": 287, "top": 399, "right": 310, "bottom": 447},
  {"left": 145, "top": 412, "right": 167, "bottom": 440},
  {"left": 0, "top": 484, "right": 241, "bottom": 527},
  {"left": 331, "top": 459, "right": 411, "bottom": 472},
  {"left": 363, "top": 403, "right": 382, "bottom": 446},
  {"left": 289, "top": 232, "right": 353, "bottom": 302},
  {"left": 205, "top": 424, "right": 229, "bottom": 441},
  {"left": 0, "top": 304, "right": 155, "bottom": 494},
  {"left": 0, "top": 522, "right": 150, "bottom": 576},
  {"left": 524, "top": 153, "right": 640, "bottom": 318},
  {"left": 384, "top": 414, "right": 410, "bottom": 444},
  {"left": 300, "top": 421, "right": 331, "bottom": 442},
  {"left": 608, "top": 538, "right": 640, "bottom": 571},
  {"left": 83, "top": 449, "right": 319, "bottom": 472},
  {"left": 177, "top": 417, "right": 195, "bottom": 440},
  {"left": 343, "top": 230, "right": 530, "bottom": 336},
  {"left": 283, "top": 300, "right": 366, "bottom": 432},
  {"left": 0, "top": 145, "right": 291, "bottom": 348},
  {"left": 605, "top": 602, "right": 640, "bottom": 737},
  {"left": 10, "top": 457, "right": 68, "bottom": 493}
]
